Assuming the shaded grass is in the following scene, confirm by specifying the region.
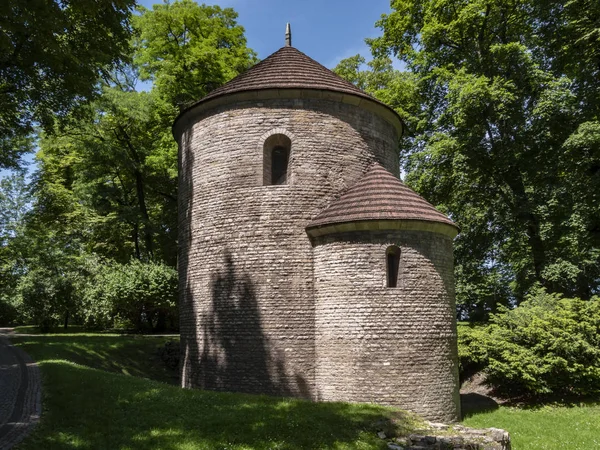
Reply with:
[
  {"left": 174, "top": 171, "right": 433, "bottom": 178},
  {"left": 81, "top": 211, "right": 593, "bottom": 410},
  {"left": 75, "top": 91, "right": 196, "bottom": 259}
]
[
  {"left": 11, "top": 333, "right": 179, "bottom": 384},
  {"left": 20, "top": 362, "right": 412, "bottom": 450},
  {"left": 12, "top": 334, "right": 423, "bottom": 449},
  {"left": 463, "top": 403, "right": 600, "bottom": 450},
  {"left": 14, "top": 325, "right": 88, "bottom": 334}
]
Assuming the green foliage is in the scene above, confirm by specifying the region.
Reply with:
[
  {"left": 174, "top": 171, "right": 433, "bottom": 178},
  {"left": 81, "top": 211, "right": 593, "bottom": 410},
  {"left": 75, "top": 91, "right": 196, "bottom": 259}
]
[
  {"left": 333, "top": 55, "right": 420, "bottom": 129},
  {"left": 338, "top": 0, "right": 600, "bottom": 318},
  {"left": 2, "top": 171, "right": 91, "bottom": 330},
  {"left": 0, "top": 173, "right": 29, "bottom": 278},
  {"left": 1, "top": 0, "right": 257, "bottom": 332},
  {"left": 0, "top": 294, "right": 20, "bottom": 326},
  {"left": 0, "top": 0, "right": 135, "bottom": 169},
  {"left": 37, "top": 87, "right": 179, "bottom": 264},
  {"left": 0, "top": 174, "right": 31, "bottom": 325},
  {"left": 31, "top": 0, "right": 257, "bottom": 266},
  {"left": 459, "top": 289, "right": 600, "bottom": 398},
  {"left": 81, "top": 259, "right": 178, "bottom": 332},
  {"left": 18, "top": 267, "right": 78, "bottom": 332},
  {"left": 133, "top": 0, "right": 257, "bottom": 107}
]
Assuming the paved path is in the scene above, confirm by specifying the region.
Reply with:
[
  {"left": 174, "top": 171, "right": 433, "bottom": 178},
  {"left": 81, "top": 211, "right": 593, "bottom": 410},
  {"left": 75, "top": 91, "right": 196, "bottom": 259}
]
[{"left": 0, "top": 329, "right": 41, "bottom": 450}]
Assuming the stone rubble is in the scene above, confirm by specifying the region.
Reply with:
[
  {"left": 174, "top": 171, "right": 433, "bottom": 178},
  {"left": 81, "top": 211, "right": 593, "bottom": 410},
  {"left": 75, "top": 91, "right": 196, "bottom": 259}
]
[{"left": 382, "top": 422, "right": 511, "bottom": 450}]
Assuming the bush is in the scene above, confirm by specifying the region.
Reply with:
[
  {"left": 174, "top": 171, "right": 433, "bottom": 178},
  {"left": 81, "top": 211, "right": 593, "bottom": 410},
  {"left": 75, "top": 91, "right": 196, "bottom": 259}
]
[
  {"left": 0, "top": 295, "right": 21, "bottom": 326},
  {"left": 18, "top": 267, "right": 77, "bottom": 332},
  {"left": 81, "top": 259, "right": 178, "bottom": 332},
  {"left": 459, "top": 288, "right": 600, "bottom": 399}
]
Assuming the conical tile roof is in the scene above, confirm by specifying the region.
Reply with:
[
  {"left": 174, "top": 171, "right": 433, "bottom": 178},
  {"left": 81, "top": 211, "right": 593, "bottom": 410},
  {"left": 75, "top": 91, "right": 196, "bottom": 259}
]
[
  {"left": 181, "top": 46, "right": 399, "bottom": 116},
  {"left": 307, "top": 163, "right": 457, "bottom": 230},
  {"left": 203, "top": 46, "right": 368, "bottom": 100}
]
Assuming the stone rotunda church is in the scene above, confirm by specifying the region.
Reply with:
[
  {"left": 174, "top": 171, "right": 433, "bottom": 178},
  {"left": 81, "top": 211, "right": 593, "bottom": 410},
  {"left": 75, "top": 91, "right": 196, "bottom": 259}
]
[{"left": 174, "top": 27, "right": 461, "bottom": 422}]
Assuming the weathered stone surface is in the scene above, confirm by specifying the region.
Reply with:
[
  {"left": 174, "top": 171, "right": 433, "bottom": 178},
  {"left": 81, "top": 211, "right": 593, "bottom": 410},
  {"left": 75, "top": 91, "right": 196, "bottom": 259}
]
[
  {"left": 313, "top": 230, "right": 460, "bottom": 422},
  {"left": 178, "top": 97, "right": 401, "bottom": 397},
  {"left": 385, "top": 424, "right": 511, "bottom": 450},
  {"left": 177, "top": 63, "right": 460, "bottom": 421}
]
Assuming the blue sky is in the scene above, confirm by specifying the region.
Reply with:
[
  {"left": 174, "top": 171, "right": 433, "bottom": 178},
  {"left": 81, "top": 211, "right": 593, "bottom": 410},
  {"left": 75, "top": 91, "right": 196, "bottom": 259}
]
[
  {"left": 1, "top": 0, "right": 393, "bottom": 180},
  {"left": 137, "top": 0, "right": 393, "bottom": 68}
]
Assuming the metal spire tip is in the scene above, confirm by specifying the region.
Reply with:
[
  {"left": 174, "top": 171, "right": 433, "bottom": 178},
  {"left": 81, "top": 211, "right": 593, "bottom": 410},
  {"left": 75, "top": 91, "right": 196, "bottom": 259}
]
[{"left": 285, "top": 23, "right": 292, "bottom": 47}]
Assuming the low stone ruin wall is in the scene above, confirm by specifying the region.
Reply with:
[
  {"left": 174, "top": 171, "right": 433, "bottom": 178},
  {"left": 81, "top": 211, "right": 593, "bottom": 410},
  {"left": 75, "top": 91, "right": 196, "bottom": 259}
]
[{"left": 381, "top": 422, "right": 510, "bottom": 450}]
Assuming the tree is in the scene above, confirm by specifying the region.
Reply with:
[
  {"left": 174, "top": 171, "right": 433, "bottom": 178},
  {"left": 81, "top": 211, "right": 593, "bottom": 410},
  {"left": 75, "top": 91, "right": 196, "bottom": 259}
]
[
  {"left": 18, "top": 266, "right": 78, "bottom": 332},
  {"left": 133, "top": 0, "right": 257, "bottom": 108},
  {"left": 29, "top": 1, "right": 257, "bottom": 266},
  {"left": 3, "top": 1, "right": 258, "bottom": 329},
  {"left": 80, "top": 258, "right": 178, "bottom": 332},
  {"left": 0, "top": 0, "right": 136, "bottom": 169},
  {"left": 0, "top": 173, "right": 29, "bottom": 247},
  {"left": 333, "top": 55, "right": 421, "bottom": 128},
  {"left": 37, "top": 86, "right": 179, "bottom": 264},
  {"left": 0, "top": 174, "right": 30, "bottom": 325},
  {"left": 347, "top": 0, "right": 600, "bottom": 318}
]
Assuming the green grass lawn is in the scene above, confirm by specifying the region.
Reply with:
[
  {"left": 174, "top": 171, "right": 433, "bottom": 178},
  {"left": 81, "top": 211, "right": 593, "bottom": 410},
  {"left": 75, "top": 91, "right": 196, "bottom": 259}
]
[
  {"left": 11, "top": 332, "right": 179, "bottom": 384},
  {"left": 463, "top": 403, "right": 600, "bottom": 450},
  {"left": 14, "top": 325, "right": 88, "bottom": 334},
  {"left": 11, "top": 330, "right": 600, "bottom": 450},
  {"left": 11, "top": 332, "right": 422, "bottom": 450}
]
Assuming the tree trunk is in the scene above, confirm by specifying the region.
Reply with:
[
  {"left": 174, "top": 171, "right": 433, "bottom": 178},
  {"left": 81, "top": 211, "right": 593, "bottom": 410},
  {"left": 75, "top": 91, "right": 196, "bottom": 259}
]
[
  {"left": 504, "top": 169, "right": 547, "bottom": 286},
  {"left": 133, "top": 222, "right": 141, "bottom": 260},
  {"left": 155, "top": 310, "right": 167, "bottom": 333},
  {"left": 134, "top": 168, "right": 154, "bottom": 259}
]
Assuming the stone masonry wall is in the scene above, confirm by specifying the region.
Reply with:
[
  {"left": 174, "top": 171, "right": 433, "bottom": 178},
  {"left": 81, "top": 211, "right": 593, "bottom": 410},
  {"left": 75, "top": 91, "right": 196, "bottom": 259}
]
[
  {"left": 178, "top": 97, "right": 400, "bottom": 398},
  {"left": 312, "top": 230, "right": 460, "bottom": 422}
]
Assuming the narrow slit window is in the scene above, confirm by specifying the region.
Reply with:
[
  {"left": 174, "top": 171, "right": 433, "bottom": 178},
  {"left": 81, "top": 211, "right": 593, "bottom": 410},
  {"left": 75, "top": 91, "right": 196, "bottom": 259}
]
[
  {"left": 263, "top": 134, "right": 291, "bottom": 185},
  {"left": 386, "top": 246, "right": 401, "bottom": 288}
]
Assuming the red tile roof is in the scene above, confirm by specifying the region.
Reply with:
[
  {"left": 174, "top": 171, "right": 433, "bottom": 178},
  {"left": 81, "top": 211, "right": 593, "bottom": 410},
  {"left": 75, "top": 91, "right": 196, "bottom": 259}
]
[{"left": 307, "top": 163, "right": 457, "bottom": 230}]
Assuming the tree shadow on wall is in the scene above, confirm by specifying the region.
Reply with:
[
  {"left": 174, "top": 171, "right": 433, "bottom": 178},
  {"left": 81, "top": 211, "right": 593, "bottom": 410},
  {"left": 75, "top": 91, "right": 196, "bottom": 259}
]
[
  {"left": 198, "top": 250, "right": 306, "bottom": 397},
  {"left": 178, "top": 126, "right": 195, "bottom": 387}
]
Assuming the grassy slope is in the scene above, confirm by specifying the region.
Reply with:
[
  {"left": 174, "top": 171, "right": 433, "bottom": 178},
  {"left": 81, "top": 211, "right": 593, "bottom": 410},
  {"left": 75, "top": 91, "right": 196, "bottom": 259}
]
[
  {"left": 11, "top": 332, "right": 421, "bottom": 450},
  {"left": 463, "top": 404, "right": 600, "bottom": 450},
  {"left": 11, "top": 333, "right": 179, "bottom": 384},
  {"left": 13, "top": 330, "right": 600, "bottom": 449}
]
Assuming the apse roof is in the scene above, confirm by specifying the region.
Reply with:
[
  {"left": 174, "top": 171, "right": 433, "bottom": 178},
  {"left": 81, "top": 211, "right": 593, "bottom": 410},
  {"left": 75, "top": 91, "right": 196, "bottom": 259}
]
[{"left": 307, "top": 163, "right": 457, "bottom": 230}]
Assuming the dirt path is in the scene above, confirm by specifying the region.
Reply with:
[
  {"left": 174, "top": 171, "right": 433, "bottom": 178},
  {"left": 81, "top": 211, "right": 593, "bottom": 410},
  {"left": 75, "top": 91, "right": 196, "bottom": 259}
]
[{"left": 0, "top": 329, "right": 41, "bottom": 450}]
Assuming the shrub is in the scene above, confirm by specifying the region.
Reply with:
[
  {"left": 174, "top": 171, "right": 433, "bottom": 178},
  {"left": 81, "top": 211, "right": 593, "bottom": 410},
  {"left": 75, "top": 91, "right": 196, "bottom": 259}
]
[
  {"left": 459, "top": 288, "right": 600, "bottom": 398},
  {"left": 18, "top": 267, "right": 77, "bottom": 332},
  {"left": 81, "top": 259, "right": 178, "bottom": 332},
  {"left": 0, "top": 294, "right": 21, "bottom": 326}
]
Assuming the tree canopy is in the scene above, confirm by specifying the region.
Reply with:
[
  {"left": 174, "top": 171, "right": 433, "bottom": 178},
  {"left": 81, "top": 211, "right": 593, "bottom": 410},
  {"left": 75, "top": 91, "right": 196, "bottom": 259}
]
[
  {"left": 0, "top": 0, "right": 256, "bottom": 330},
  {"left": 336, "top": 0, "right": 600, "bottom": 319},
  {"left": 2, "top": 0, "right": 599, "bottom": 329},
  {"left": 0, "top": 0, "right": 137, "bottom": 170},
  {"left": 133, "top": 0, "right": 257, "bottom": 108}
]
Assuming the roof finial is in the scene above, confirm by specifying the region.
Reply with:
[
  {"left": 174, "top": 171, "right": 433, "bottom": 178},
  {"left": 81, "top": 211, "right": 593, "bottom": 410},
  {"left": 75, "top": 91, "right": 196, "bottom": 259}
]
[{"left": 285, "top": 23, "right": 292, "bottom": 47}]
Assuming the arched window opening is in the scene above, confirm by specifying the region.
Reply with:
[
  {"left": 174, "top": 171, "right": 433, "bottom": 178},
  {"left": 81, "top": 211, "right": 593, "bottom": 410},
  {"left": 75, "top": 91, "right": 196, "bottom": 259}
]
[
  {"left": 386, "top": 245, "right": 401, "bottom": 288},
  {"left": 263, "top": 134, "right": 291, "bottom": 185}
]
